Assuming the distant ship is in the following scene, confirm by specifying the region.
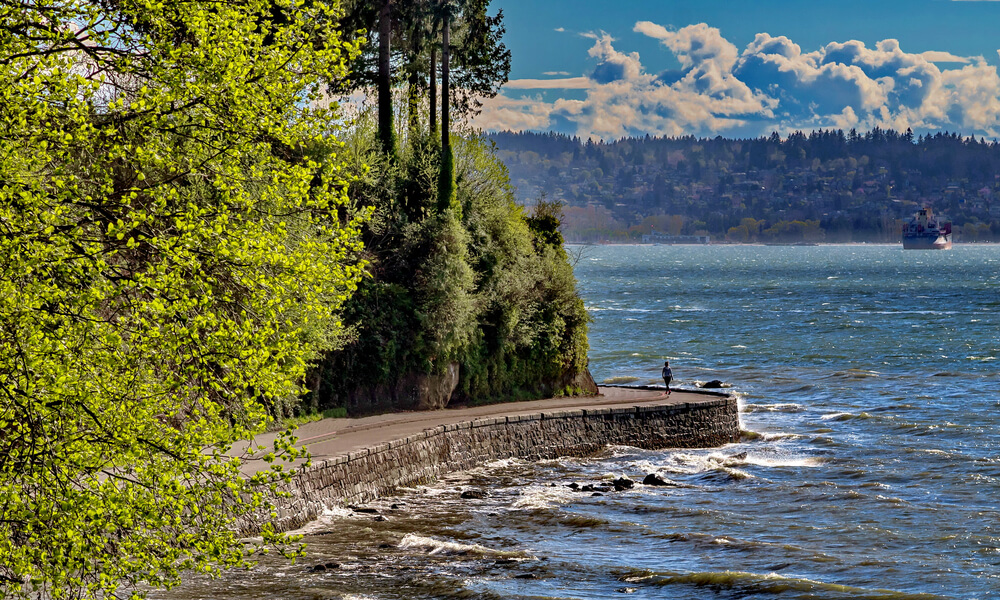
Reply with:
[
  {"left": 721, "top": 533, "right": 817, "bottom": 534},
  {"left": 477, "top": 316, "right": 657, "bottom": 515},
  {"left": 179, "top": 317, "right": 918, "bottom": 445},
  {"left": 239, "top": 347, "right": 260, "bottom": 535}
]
[{"left": 902, "top": 208, "right": 952, "bottom": 250}]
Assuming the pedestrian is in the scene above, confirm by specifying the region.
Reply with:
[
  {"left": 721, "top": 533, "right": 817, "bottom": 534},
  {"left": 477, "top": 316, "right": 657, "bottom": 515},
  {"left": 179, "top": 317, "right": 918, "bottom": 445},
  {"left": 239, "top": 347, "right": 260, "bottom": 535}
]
[{"left": 661, "top": 361, "right": 672, "bottom": 395}]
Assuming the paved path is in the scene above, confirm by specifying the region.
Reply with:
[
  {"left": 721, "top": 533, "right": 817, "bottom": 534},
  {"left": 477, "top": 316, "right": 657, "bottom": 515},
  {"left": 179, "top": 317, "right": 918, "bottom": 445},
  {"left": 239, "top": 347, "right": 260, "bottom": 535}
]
[{"left": 239, "top": 387, "right": 725, "bottom": 473}]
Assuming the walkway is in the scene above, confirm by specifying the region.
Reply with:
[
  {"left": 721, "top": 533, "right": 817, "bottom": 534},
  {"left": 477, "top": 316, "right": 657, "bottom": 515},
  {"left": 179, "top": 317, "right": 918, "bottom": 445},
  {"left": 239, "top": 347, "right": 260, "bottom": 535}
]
[{"left": 239, "top": 387, "right": 727, "bottom": 474}]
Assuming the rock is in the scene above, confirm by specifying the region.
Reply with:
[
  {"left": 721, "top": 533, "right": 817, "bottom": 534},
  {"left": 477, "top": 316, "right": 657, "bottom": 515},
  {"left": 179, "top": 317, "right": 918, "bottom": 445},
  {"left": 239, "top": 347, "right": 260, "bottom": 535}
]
[
  {"left": 390, "top": 503, "right": 402, "bottom": 510},
  {"left": 514, "top": 573, "right": 538, "bottom": 580},
  {"left": 460, "top": 489, "right": 487, "bottom": 499},
  {"left": 378, "top": 543, "right": 393, "bottom": 549},
  {"left": 701, "top": 379, "right": 725, "bottom": 389},
  {"left": 373, "top": 515, "right": 388, "bottom": 521},
  {"left": 309, "top": 562, "right": 340, "bottom": 572},
  {"left": 329, "top": 361, "right": 461, "bottom": 413},
  {"left": 642, "top": 473, "right": 676, "bottom": 487},
  {"left": 730, "top": 451, "right": 748, "bottom": 460},
  {"left": 612, "top": 477, "right": 635, "bottom": 491},
  {"left": 616, "top": 587, "right": 637, "bottom": 594},
  {"left": 348, "top": 505, "right": 380, "bottom": 514},
  {"left": 567, "top": 482, "right": 580, "bottom": 490},
  {"left": 591, "top": 492, "right": 603, "bottom": 497}
]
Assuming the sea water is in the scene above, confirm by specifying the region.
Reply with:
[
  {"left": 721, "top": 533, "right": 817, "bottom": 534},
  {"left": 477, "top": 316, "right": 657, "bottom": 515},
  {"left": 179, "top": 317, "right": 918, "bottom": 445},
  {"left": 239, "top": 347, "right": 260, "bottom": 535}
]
[{"left": 155, "top": 244, "right": 1000, "bottom": 600}]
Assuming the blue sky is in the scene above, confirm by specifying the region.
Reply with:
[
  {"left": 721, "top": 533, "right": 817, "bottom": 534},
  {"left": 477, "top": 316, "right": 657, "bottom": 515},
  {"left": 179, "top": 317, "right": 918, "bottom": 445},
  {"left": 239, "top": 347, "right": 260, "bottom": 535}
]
[{"left": 473, "top": 0, "right": 1000, "bottom": 140}]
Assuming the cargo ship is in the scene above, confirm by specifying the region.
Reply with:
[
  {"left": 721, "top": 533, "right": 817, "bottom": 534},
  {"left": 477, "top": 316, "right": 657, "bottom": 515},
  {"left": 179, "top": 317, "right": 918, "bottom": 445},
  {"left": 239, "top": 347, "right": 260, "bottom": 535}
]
[{"left": 902, "top": 208, "right": 952, "bottom": 250}]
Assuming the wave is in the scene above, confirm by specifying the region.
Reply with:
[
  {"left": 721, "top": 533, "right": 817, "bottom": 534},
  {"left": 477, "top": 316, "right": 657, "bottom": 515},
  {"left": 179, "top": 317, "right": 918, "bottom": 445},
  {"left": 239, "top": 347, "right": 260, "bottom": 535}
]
[
  {"left": 744, "top": 402, "right": 805, "bottom": 413},
  {"left": 285, "top": 506, "right": 355, "bottom": 536},
  {"left": 616, "top": 567, "right": 946, "bottom": 598},
  {"left": 399, "top": 534, "right": 534, "bottom": 559},
  {"left": 511, "top": 484, "right": 578, "bottom": 510}
]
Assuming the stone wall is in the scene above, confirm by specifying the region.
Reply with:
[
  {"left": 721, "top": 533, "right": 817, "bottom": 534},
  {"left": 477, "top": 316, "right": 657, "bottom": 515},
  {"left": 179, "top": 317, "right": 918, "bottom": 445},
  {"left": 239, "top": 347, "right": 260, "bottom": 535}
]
[{"left": 256, "top": 396, "right": 739, "bottom": 534}]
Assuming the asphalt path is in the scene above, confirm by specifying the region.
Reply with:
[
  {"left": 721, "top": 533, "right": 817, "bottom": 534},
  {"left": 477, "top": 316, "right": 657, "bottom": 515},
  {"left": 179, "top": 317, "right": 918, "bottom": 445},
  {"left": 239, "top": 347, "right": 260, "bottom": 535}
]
[{"left": 238, "top": 387, "right": 726, "bottom": 474}]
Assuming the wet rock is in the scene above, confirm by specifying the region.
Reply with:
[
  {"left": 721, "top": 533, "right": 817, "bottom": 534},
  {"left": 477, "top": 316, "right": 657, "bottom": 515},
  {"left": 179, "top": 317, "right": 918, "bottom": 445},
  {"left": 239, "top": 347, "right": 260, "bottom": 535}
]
[
  {"left": 567, "top": 482, "right": 580, "bottom": 490},
  {"left": 612, "top": 477, "right": 635, "bottom": 491},
  {"left": 348, "top": 505, "right": 380, "bottom": 514},
  {"left": 581, "top": 484, "right": 596, "bottom": 492},
  {"left": 591, "top": 492, "right": 604, "bottom": 497},
  {"left": 514, "top": 573, "right": 538, "bottom": 580},
  {"left": 642, "top": 473, "right": 677, "bottom": 487},
  {"left": 373, "top": 515, "right": 388, "bottom": 521},
  {"left": 378, "top": 543, "right": 393, "bottom": 549},
  {"left": 460, "top": 489, "right": 487, "bottom": 499},
  {"left": 309, "top": 562, "right": 340, "bottom": 572},
  {"left": 390, "top": 503, "right": 403, "bottom": 510},
  {"left": 616, "top": 587, "right": 637, "bottom": 594},
  {"left": 730, "top": 451, "right": 748, "bottom": 460},
  {"left": 701, "top": 379, "right": 725, "bottom": 389}
]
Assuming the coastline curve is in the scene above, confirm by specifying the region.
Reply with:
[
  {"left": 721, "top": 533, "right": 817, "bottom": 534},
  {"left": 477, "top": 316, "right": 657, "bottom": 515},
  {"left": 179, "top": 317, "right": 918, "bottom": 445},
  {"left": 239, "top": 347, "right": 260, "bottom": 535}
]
[{"left": 249, "top": 391, "right": 740, "bottom": 534}]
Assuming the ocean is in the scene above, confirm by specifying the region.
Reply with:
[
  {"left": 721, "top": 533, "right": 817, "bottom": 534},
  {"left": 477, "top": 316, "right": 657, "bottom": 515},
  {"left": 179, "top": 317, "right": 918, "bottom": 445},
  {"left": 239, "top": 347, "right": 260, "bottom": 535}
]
[{"left": 156, "top": 244, "right": 1000, "bottom": 600}]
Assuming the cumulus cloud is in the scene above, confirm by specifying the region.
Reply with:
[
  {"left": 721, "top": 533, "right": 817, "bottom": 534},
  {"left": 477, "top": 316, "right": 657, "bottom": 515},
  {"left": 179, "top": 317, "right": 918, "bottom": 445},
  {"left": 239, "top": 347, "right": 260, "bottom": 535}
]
[
  {"left": 475, "top": 22, "right": 1000, "bottom": 139},
  {"left": 504, "top": 77, "right": 592, "bottom": 89}
]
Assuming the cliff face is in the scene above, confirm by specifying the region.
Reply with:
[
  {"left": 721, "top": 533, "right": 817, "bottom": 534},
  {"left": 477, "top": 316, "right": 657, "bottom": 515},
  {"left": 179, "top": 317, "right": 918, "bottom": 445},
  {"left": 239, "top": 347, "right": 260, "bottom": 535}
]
[{"left": 308, "top": 135, "right": 594, "bottom": 417}]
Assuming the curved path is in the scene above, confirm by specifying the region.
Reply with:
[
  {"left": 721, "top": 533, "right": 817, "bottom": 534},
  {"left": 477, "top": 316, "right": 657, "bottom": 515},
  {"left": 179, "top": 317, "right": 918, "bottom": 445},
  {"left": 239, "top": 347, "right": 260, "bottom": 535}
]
[{"left": 240, "top": 387, "right": 726, "bottom": 474}]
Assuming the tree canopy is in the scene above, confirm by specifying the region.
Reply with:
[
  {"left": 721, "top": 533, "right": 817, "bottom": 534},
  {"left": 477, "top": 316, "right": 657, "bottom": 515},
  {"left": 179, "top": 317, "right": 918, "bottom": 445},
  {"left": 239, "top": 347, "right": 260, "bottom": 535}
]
[{"left": 0, "top": 0, "right": 366, "bottom": 597}]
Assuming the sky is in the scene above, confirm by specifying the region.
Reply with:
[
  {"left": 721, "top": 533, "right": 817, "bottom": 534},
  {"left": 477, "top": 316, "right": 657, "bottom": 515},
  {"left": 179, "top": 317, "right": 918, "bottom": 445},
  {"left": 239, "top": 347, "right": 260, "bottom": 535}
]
[{"left": 472, "top": 0, "right": 1000, "bottom": 140}]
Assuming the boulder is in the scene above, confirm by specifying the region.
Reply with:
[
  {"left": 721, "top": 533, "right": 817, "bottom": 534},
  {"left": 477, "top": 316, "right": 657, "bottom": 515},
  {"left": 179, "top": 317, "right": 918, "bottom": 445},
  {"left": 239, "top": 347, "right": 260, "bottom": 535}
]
[
  {"left": 612, "top": 477, "right": 635, "bottom": 491},
  {"left": 701, "top": 379, "right": 725, "bottom": 389},
  {"left": 642, "top": 473, "right": 676, "bottom": 487},
  {"left": 460, "top": 489, "right": 487, "bottom": 499},
  {"left": 309, "top": 562, "right": 340, "bottom": 572}
]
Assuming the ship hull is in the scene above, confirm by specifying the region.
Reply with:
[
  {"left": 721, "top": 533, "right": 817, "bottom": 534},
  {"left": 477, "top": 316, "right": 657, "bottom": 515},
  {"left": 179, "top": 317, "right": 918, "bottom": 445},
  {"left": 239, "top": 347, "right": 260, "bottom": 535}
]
[{"left": 903, "top": 234, "right": 952, "bottom": 250}]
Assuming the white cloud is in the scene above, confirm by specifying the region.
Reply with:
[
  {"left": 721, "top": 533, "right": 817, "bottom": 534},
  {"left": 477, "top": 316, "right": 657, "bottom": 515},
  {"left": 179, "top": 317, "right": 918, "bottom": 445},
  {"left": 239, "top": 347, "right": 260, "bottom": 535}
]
[
  {"left": 554, "top": 27, "right": 565, "bottom": 33},
  {"left": 476, "top": 22, "right": 1000, "bottom": 139},
  {"left": 505, "top": 77, "right": 592, "bottom": 89},
  {"left": 920, "top": 51, "right": 972, "bottom": 63},
  {"left": 542, "top": 71, "right": 572, "bottom": 76}
]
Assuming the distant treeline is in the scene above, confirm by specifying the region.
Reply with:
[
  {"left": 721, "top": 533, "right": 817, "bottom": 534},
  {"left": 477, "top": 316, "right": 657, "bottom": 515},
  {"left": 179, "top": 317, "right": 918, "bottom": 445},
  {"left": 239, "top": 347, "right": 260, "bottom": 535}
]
[{"left": 489, "top": 128, "right": 1000, "bottom": 243}]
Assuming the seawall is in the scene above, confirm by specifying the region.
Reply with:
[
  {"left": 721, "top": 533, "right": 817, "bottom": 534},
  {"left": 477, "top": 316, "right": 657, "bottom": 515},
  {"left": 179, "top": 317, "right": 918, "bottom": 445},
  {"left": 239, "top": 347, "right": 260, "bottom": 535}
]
[{"left": 257, "top": 394, "right": 740, "bottom": 534}]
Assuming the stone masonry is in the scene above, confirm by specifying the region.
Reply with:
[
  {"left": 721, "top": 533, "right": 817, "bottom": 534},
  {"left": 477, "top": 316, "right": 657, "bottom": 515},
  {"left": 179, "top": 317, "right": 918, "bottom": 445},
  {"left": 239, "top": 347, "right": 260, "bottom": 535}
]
[{"left": 253, "top": 395, "right": 739, "bottom": 534}]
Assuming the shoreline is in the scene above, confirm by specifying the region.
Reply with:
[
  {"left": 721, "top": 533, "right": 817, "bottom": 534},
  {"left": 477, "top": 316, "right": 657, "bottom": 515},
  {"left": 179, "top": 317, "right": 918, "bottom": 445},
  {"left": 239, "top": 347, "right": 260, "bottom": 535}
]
[{"left": 241, "top": 386, "right": 740, "bottom": 533}]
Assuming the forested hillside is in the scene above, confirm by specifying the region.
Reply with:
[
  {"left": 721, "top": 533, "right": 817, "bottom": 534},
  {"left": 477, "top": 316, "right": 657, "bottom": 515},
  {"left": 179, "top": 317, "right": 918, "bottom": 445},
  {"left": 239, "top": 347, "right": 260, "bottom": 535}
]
[{"left": 491, "top": 129, "right": 1000, "bottom": 243}]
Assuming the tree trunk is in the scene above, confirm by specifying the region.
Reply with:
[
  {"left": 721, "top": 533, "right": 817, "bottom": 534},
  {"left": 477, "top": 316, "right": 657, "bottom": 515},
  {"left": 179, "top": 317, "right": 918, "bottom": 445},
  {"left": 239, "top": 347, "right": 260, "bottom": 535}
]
[
  {"left": 377, "top": 0, "right": 395, "bottom": 156},
  {"left": 407, "top": 27, "right": 422, "bottom": 137},
  {"left": 437, "top": 13, "right": 454, "bottom": 212},
  {"left": 440, "top": 16, "right": 450, "bottom": 153},
  {"left": 429, "top": 28, "right": 437, "bottom": 136}
]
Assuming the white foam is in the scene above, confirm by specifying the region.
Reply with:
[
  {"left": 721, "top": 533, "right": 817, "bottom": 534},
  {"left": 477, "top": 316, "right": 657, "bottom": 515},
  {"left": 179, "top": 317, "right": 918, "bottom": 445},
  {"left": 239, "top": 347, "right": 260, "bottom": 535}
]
[
  {"left": 285, "top": 505, "right": 355, "bottom": 535},
  {"left": 820, "top": 412, "right": 852, "bottom": 420},
  {"left": 739, "top": 454, "right": 824, "bottom": 468},
  {"left": 744, "top": 403, "right": 804, "bottom": 413},
  {"left": 481, "top": 457, "right": 527, "bottom": 469},
  {"left": 399, "top": 534, "right": 533, "bottom": 559},
  {"left": 511, "top": 484, "right": 577, "bottom": 510}
]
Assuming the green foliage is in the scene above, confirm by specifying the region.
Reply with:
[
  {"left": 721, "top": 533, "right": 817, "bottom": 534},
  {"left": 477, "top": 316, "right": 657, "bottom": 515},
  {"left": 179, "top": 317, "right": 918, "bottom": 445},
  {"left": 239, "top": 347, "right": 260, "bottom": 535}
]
[
  {"left": 526, "top": 196, "right": 567, "bottom": 254},
  {"left": 0, "top": 1, "right": 366, "bottom": 597},
  {"left": 314, "top": 129, "right": 590, "bottom": 412}
]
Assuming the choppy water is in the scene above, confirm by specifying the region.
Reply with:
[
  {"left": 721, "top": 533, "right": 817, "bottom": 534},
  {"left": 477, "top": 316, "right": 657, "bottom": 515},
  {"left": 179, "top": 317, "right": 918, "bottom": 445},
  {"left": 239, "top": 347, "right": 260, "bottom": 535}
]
[{"left": 156, "top": 245, "right": 1000, "bottom": 600}]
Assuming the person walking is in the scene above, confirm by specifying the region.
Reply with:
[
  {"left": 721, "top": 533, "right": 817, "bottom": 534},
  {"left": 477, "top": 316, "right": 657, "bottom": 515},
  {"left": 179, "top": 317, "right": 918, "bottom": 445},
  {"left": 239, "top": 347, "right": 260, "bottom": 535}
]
[{"left": 661, "top": 361, "right": 672, "bottom": 396}]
